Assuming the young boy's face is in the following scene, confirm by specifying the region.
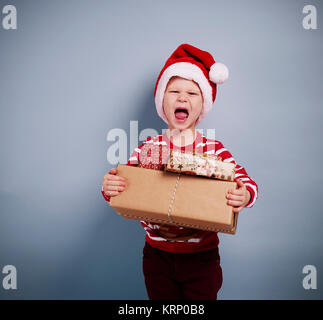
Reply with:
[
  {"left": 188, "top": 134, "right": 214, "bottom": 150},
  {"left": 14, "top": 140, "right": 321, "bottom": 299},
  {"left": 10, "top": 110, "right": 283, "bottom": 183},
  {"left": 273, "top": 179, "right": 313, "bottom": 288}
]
[{"left": 163, "top": 76, "right": 203, "bottom": 132}]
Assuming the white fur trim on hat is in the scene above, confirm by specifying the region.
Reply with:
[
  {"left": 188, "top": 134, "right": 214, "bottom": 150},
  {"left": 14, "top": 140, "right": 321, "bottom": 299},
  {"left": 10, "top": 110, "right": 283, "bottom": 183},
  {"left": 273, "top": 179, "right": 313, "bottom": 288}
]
[
  {"left": 209, "top": 62, "right": 229, "bottom": 84},
  {"left": 155, "top": 62, "right": 213, "bottom": 125}
]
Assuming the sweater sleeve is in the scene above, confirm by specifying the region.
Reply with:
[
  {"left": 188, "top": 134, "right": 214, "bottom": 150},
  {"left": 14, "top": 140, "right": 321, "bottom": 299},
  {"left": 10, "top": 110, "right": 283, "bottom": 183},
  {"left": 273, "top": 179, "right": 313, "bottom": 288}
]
[
  {"left": 101, "top": 137, "right": 152, "bottom": 203},
  {"left": 215, "top": 142, "right": 259, "bottom": 208}
]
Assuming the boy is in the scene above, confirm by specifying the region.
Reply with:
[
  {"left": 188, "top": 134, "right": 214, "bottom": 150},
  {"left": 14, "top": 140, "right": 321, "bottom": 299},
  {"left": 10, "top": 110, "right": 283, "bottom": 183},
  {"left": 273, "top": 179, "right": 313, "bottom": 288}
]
[{"left": 101, "top": 44, "right": 258, "bottom": 300}]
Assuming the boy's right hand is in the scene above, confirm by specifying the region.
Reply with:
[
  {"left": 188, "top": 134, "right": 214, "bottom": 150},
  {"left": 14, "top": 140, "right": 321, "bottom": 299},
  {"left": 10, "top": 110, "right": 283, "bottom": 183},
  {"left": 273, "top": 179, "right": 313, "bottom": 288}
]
[{"left": 102, "top": 168, "right": 127, "bottom": 197}]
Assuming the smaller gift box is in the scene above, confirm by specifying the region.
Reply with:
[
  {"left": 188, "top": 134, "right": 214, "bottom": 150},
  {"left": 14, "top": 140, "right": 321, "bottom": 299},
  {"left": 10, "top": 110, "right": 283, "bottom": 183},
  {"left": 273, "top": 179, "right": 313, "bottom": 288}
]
[{"left": 165, "top": 150, "right": 236, "bottom": 182}]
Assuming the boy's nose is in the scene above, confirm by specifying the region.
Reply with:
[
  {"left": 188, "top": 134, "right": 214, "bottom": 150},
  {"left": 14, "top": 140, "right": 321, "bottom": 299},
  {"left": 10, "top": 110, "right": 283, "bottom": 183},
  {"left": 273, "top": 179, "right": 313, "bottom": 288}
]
[{"left": 177, "top": 94, "right": 188, "bottom": 102}]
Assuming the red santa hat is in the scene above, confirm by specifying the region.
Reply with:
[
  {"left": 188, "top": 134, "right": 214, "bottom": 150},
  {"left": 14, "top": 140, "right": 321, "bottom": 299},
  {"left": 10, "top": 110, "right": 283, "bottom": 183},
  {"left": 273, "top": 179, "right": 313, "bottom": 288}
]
[{"left": 154, "top": 43, "right": 229, "bottom": 125}]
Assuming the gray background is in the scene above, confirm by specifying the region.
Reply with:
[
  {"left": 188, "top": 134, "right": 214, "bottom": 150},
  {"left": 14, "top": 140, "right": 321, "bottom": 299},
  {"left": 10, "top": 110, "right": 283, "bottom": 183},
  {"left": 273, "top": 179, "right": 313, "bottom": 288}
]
[{"left": 0, "top": 0, "right": 322, "bottom": 299}]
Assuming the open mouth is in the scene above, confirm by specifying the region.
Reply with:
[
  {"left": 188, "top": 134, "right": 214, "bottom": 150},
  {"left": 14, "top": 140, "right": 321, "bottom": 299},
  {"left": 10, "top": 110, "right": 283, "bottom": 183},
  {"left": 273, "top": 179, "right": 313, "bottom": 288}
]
[{"left": 174, "top": 108, "right": 189, "bottom": 121}]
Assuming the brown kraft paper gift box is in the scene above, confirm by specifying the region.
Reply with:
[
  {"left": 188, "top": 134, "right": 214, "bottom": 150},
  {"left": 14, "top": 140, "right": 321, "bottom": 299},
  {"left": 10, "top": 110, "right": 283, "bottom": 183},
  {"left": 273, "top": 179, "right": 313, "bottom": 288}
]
[{"left": 110, "top": 164, "right": 239, "bottom": 234}]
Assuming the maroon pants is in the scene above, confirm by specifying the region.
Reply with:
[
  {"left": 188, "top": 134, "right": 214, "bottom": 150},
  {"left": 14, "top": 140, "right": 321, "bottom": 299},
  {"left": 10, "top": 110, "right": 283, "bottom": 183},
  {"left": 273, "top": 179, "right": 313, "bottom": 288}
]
[{"left": 142, "top": 241, "right": 223, "bottom": 300}]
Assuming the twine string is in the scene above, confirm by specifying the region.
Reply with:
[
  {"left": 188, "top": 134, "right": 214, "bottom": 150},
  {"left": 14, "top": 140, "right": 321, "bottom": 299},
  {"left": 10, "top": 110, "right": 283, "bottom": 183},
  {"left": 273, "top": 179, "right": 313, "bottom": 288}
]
[{"left": 167, "top": 172, "right": 181, "bottom": 223}]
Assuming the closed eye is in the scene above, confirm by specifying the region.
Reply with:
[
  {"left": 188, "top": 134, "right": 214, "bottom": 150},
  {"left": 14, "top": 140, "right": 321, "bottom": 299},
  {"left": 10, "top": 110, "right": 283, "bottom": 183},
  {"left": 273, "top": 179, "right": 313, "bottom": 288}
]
[{"left": 168, "top": 90, "right": 199, "bottom": 96}]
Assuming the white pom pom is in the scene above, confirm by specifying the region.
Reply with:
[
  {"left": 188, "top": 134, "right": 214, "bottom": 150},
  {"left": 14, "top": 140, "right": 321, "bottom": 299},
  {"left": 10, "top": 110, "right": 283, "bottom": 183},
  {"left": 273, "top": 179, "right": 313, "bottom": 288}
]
[{"left": 209, "top": 62, "right": 229, "bottom": 84}]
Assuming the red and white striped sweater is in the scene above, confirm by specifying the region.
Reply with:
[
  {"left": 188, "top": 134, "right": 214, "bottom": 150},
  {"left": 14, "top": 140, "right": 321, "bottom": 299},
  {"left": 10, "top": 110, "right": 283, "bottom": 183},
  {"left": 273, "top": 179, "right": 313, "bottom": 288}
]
[{"left": 102, "top": 131, "right": 258, "bottom": 253}]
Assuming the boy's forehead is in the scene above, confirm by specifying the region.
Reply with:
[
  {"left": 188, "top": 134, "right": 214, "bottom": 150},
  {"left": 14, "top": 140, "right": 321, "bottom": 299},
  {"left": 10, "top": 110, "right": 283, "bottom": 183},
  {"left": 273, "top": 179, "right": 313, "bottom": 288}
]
[{"left": 167, "top": 76, "right": 200, "bottom": 89}]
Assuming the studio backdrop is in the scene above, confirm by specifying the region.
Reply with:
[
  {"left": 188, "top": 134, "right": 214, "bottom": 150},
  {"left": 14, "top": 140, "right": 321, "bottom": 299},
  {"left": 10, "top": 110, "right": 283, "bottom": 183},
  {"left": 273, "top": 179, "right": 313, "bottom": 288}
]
[{"left": 0, "top": 0, "right": 322, "bottom": 299}]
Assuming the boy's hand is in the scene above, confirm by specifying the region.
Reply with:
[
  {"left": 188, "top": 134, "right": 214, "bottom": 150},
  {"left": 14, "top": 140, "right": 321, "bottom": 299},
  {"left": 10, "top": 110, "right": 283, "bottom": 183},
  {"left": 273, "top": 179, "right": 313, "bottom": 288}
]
[
  {"left": 226, "top": 179, "right": 251, "bottom": 213},
  {"left": 102, "top": 168, "right": 127, "bottom": 197}
]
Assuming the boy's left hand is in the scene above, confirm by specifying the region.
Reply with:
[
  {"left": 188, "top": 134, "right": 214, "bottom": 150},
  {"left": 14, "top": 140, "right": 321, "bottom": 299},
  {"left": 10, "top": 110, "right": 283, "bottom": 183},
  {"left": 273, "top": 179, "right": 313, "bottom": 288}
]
[{"left": 226, "top": 179, "right": 251, "bottom": 213}]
